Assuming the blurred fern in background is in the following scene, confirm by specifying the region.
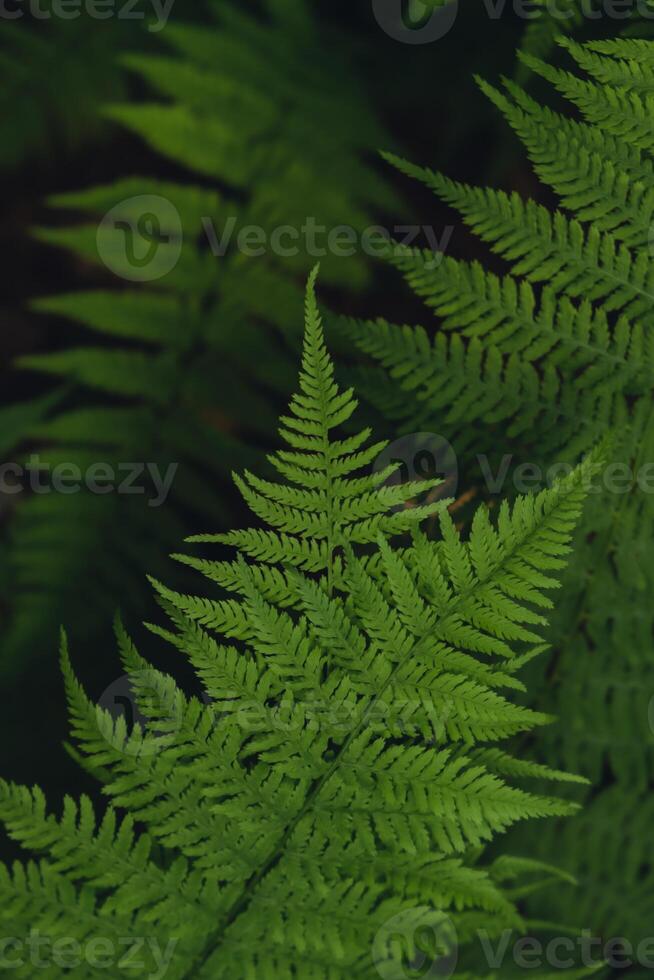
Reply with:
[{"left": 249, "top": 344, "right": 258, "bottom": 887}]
[
  {"left": 0, "top": 3, "right": 154, "bottom": 171},
  {"left": 0, "top": 0, "right": 399, "bottom": 677}
]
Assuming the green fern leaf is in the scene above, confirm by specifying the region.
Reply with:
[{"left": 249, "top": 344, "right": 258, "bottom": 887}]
[{"left": 0, "top": 272, "right": 599, "bottom": 978}]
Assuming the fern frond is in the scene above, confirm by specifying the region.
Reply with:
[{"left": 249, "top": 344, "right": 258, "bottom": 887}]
[
  {"left": 345, "top": 37, "right": 654, "bottom": 949},
  {"left": 478, "top": 76, "right": 654, "bottom": 245},
  {"left": 386, "top": 155, "right": 654, "bottom": 320},
  {"left": 0, "top": 272, "right": 598, "bottom": 979}
]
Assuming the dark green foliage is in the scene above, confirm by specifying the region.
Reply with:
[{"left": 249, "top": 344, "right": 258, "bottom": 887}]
[
  {"left": 0, "top": 0, "right": 397, "bottom": 674},
  {"left": 2, "top": 1, "right": 653, "bottom": 966},
  {"left": 346, "top": 36, "right": 654, "bottom": 949},
  {"left": 0, "top": 274, "right": 599, "bottom": 978},
  {"left": 0, "top": 10, "right": 129, "bottom": 170}
]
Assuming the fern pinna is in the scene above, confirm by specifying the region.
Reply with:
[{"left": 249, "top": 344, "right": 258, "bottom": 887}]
[
  {"left": 348, "top": 37, "right": 654, "bottom": 950},
  {"left": 0, "top": 272, "right": 599, "bottom": 978},
  {"left": 1, "top": 0, "right": 397, "bottom": 674}
]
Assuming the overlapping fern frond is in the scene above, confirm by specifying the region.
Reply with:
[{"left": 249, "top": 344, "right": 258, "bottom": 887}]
[
  {"left": 1, "top": 0, "right": 397, "bottom": 673},
  {"left": 0, "top": 272, "right": 600, "bottom": 979},
  {"left": 346, "top": 37, "right": 654, "bottom": 947}
]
